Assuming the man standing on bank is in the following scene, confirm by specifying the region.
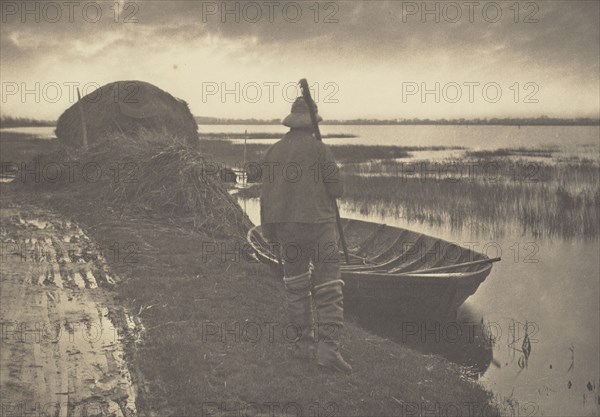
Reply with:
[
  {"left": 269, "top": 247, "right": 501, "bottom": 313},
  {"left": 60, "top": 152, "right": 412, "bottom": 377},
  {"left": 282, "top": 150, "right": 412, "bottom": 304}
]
[{"left": 260, "top": 97, "right": 352, "bottom": 374}]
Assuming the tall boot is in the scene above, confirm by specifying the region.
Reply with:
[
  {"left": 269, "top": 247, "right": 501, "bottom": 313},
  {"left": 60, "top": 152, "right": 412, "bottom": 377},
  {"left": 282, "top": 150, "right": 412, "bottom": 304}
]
[
  {"left": 283, "top": 271, "right": 315, "bottom": 360},
  {"left": 314, "top": 280, "right": 353, "bottom": 374}
]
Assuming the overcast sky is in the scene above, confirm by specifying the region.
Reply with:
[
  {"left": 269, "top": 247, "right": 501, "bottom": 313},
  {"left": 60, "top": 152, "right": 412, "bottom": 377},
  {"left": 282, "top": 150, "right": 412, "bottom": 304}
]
[{"left": 1, "top": 0, "right": 599, "bottom": 120}]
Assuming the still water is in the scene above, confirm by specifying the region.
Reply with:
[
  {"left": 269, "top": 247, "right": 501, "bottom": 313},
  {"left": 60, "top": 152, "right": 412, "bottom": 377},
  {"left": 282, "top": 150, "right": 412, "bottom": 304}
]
[
  {"left": 238, "top": 197, "right": 600, "bottom": 417},
  {"left": 4, "top": 124, "right": 599, "bottom": 160},
  {"left": 0, "top": 126, "right": 57, "bottom": 139},
  {"left": 199, "top": 124, "right": 600, "bottom": 161}
]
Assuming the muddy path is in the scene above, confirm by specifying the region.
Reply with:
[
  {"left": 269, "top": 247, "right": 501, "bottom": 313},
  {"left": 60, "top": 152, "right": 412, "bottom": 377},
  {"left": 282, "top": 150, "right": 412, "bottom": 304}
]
[{"left": 0, "top": 203, "right": 143, "bottom": 416}]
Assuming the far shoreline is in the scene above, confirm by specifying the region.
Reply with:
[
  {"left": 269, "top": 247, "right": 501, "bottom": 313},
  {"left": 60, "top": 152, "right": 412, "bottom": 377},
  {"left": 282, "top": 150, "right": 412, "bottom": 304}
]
[{"left": 1, "top": 115, "right": 599, "bottom": 129}]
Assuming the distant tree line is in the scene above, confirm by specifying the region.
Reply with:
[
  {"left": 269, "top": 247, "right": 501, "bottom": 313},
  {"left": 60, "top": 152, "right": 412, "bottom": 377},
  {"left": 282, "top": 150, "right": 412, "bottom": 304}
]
[
  {"left": 197, "top": 116, "right": 600, "bottom": 126},
  {"left": 323, "top": 117, "right": 600, "bottom": 126},
  {"left": 0, "top": 116, "right": 56, "bottom": 128},
  {"left": 2, "top": 115, "right": 598, "bottom": 129}
]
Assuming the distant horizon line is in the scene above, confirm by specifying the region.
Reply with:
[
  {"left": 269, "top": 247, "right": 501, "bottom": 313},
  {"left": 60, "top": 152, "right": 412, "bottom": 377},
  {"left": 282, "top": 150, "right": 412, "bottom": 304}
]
[{"left": 1, "top": 115, "right": 599, "bottom": 128}]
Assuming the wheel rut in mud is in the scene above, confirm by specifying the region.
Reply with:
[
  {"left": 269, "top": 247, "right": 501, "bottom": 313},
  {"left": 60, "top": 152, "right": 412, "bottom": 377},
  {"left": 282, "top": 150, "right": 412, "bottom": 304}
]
[{"left": 1, "top": 205, "right": 143, "bottom": 417}]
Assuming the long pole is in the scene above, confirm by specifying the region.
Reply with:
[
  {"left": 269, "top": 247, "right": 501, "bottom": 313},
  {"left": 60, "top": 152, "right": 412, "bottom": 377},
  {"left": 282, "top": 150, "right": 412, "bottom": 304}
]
[
  {"left": 299, "top": 79, "right": 350, "bottom": 264},
  {"left": 76, "top": 88, "right": 88, "bottom": 149}
]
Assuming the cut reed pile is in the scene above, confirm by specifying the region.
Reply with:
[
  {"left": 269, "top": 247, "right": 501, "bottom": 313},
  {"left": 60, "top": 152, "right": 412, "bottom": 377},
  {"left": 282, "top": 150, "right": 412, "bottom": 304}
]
[
  {"left": 55, "top": 80, "right": 198, "bottom": 147},
  {"left": 13, "top": 131, "right": 251, "bottom": 239}
]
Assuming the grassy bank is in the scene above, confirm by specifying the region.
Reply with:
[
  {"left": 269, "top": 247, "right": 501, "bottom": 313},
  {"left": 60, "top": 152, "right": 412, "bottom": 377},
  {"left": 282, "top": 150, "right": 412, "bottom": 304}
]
[
  {"left": 2, "top": 135, "right": 499, "bottom": 416},
  {"left": 81, "top": 205, "right": 496, "bottom": 416},
  {"left": 0, "top": 133, "right": 60, "bottom": 165}
]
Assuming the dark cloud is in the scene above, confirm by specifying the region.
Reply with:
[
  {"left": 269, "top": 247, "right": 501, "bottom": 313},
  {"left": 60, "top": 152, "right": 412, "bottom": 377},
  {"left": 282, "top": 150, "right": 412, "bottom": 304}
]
[
  {"left": 2, "top": 1, "right": 598, "bottom": 69},
  {"left": 126, "top": 1, "right": 599, "bottom": 66},
  {"left": 1, "top": 1, "right": 598, "bottom": 118}
]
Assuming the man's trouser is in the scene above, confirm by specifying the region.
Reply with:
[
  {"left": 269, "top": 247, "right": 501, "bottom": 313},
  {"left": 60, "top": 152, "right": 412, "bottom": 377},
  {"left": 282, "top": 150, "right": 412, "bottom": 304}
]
[{"left": 273, "top": 222, "right": 352, "bottom": 373}]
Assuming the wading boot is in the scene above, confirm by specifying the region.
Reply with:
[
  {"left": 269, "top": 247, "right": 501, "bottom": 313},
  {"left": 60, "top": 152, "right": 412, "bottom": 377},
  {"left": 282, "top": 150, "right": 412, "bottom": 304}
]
[
  {"left": 283, "top": 271, "right": 316, "bottom": 360},
  {"left": 314, "top": 280, "right": 353, "bottom": 374}
]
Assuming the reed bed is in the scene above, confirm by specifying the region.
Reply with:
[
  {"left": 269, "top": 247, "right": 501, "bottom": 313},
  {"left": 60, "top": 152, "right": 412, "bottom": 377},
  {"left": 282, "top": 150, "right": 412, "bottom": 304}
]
[
  {"left": 465, "top": 147, "right": 558, "bottom": 158},
  {"left": 341, "top": 157, "right": 600, "bottom": 189},
  {"left": 202, "top": 137, "right": 599, "bottom": 239},
  {"left": 341, "top": 173, "right": 600, "bottom": 239}
]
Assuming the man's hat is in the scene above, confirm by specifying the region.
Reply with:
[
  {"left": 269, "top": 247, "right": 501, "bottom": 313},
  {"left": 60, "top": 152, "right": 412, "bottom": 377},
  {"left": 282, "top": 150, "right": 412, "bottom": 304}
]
[{"left": 282, "top": 97, "right": 323, "bottom": 128}]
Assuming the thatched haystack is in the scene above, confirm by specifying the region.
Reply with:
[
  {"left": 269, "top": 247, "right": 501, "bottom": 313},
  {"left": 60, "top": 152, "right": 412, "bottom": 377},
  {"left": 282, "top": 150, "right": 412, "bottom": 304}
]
[
  {"left": 15, "top": 131, "right": 252, "bottom": 239},
  {"left": 56, "top": 81, "right": 198, "bottom": 147}
]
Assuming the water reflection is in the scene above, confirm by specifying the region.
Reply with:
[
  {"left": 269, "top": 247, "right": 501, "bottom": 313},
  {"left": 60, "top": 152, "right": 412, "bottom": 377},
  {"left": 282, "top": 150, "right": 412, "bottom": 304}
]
[
  {"left": 350, "top": 300, "right": 495, "bottom": 377},
  {"left": 0, "top": 126, "right": 56, "bottom": 139}
]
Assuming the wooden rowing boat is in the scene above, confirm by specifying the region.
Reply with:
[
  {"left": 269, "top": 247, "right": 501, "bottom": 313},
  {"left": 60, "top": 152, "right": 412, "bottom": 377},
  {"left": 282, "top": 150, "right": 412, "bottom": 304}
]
[{"left": 247, "top": 218, "right": 499, "bottom": 322}]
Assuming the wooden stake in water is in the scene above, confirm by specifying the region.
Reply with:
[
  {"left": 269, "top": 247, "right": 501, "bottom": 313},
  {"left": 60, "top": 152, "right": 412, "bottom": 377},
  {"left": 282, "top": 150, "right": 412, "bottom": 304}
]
[
  {"left": 243, "top": 129, "right": 247, "bottom": 186},
  {"left": 76, "top": 87, "right": 88, "bottom": 149}
]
